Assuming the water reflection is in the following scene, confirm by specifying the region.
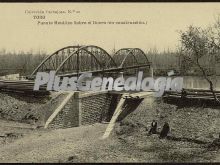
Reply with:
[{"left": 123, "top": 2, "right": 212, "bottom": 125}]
[{"left": 183, "top": 76, "right": 220, "bottom": 90}]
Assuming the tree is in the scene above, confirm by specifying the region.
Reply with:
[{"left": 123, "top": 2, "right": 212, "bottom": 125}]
[{"left": 179, "top": 25, "right": 220, "bottom": 104}]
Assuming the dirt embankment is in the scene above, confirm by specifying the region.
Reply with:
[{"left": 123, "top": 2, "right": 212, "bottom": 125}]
[
  {"left": 118, "top": 98, "right": 220, "bottom": 141},
  {"left": 0, "top": 92, "right": 49, "bottom": 123},
  {"left": 0, "top": 92, "right": 67, "bottom": 125},
  {"left": 113, "top": 98, "right": 220, "bottom": 162},
  {"left": 0, "top": 97, "right": 220, "bottom": 163}
]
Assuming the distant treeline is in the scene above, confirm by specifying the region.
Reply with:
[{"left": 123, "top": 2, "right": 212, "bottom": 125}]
[
  {"left": 0, "top": 49, "right": 47, "bottom": 76},
  {"left": 145, "top": 49, "right": 180, "bottom": 76},
  {"left": 0, "top": 48, "right": 217, "bottom": 76},
  {"left": 145, "top": 48, "right": 216, "bottom": 76}
]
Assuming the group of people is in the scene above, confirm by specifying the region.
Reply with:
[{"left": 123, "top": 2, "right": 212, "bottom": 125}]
[{"left": 148, "top": 120, "right": 170, "bottom": 139}]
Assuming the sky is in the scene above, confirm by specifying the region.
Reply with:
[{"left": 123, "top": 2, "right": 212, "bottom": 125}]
[{"left": 0, "top": 3, "right": 220, "bottom": 54}]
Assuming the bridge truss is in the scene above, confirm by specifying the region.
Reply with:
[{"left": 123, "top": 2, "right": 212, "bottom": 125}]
[{"left": 30, "top": 45, "right": 151, "bottom": 78}]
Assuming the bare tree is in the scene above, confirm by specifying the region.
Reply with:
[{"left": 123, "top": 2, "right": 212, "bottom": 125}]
[{"left": 179, "top": 25, "right": 220, "bottom": 104}]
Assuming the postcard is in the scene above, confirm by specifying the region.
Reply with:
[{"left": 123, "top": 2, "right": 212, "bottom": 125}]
[{"left": 0, "top": 2, "right": 220, "bottom": 163}]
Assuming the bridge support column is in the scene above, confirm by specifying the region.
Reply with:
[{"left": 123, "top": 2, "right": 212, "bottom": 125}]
[
  {"left": 150, "top": 66, "right": 154, "bottom": 77},
  {"left": 73, "top": 91, "right": 82, "bottom": 126},
  {"left": 119, "top": 71, "right": 124, "bottom": 78}
]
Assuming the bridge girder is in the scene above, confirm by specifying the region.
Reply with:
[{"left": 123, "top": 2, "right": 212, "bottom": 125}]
[
  {"left": 112, "top": 48, "right": 150, "bottom": 68},
  {"left": 30, "top": 45, "right": 151, "bottom": 77}
]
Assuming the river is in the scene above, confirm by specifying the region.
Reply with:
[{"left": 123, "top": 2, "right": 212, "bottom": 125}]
[{"left": 183, "top": 76, "right": 220, "bottom": 90}]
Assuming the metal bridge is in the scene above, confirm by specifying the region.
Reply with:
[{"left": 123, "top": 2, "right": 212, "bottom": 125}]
[
  {"left": 30, "top": 45, "right": 151, "bottom": 78},
  {"left": 0, "top": 45, "right": 151, "bottom": 94}
]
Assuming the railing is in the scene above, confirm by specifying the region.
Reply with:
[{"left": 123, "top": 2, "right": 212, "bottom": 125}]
[{"left": 163, "top": 88, "right": 220, "bottom": 100}]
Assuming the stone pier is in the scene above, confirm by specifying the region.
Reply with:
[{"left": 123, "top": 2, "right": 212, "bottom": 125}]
[{"left": 44, "top": 91, "right": 153, "bottom": 129}]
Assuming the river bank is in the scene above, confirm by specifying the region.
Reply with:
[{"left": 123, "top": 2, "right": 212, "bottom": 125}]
[{"left": 0, "top": 97, "right": 220, "bottom": 162}]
